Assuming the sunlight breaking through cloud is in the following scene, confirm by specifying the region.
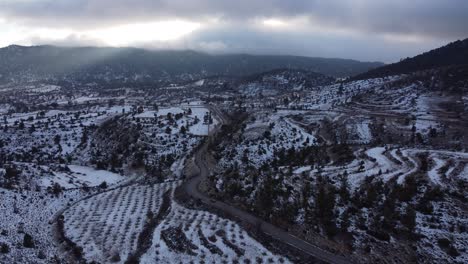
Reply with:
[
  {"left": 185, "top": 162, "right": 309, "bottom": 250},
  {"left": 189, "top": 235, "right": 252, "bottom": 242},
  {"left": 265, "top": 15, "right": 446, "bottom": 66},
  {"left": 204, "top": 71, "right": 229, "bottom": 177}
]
[{"left": 87, "top": 20, "right": 202, "bottom": 46}]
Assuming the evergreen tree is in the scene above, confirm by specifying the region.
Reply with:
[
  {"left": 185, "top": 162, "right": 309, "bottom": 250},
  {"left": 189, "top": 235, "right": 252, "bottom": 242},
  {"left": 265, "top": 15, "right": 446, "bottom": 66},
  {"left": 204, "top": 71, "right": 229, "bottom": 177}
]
[
  {"left": 23, "top": 233, "right": 34, "bottom": 248},
  {"left": 402, "top": 206, "right": 417, "bottom": 233}
]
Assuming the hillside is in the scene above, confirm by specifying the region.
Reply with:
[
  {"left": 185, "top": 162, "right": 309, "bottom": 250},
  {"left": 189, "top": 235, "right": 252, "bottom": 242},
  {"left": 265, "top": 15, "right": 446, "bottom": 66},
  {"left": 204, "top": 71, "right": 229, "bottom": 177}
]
[
  {"left": 0, "top": 45, "right": 382, "bottom": 86},
  {"left": 353, "top": 38, "right": 468, "bottom": 80},
  {"left": 235, "top": 68, "right": 335, "bottom": 96}
]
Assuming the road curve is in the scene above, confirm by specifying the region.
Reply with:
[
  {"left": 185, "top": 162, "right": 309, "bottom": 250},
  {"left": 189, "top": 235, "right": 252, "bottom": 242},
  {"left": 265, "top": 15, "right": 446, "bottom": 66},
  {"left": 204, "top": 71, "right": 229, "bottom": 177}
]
[{"left": 181, "top": 113, "right": 352, "bottom": 264}]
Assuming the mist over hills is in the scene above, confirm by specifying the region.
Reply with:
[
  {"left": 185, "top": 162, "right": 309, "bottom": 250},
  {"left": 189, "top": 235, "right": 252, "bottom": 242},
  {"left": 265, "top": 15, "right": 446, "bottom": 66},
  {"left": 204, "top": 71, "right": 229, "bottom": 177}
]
[{"left": 0, "top": 45, "right": 383, "bottom": 85}]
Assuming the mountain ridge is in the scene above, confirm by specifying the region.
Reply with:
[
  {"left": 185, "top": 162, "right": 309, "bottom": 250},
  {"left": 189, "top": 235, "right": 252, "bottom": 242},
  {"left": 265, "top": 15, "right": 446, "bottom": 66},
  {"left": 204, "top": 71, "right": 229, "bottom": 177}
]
[{"left": 0, "top": 45, "right": 383, "bottom": 84}]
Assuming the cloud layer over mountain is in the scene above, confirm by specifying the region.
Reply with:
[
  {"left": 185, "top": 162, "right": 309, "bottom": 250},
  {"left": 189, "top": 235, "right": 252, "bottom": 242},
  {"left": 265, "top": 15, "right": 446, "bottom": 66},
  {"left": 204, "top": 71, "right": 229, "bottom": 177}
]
[{"left": 0, "top": 0, "right": 466, "bottom": 62}]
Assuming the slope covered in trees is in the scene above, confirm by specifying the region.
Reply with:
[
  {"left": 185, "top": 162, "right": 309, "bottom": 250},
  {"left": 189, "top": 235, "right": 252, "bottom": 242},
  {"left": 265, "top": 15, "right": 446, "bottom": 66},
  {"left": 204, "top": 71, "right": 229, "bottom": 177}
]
[
  {"left": 0, "top": 45, "right": 382, "bottom": 85},
  {"left": 353, "top": 38, "right": 468, "bottom": 80}
]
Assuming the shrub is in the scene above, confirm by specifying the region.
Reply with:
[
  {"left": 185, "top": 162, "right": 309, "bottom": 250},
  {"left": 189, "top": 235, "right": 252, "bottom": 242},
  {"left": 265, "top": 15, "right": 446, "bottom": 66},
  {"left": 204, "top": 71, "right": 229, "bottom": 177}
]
[
  {"left": 110, "top": 253, "right": 121, "bottom": 262},
  {"left": 0, "top": 243, "right": 9, "bottom": 254},
  {"left": 367, "top": 229, "right": 390, "bottom": 241},
  {"left": 437, "top": 238, "right": 451, "bottom": 248},
  {"left": 437, "top": 238, "right": 460, "bottom": 257},
  {"left": 99, "top": 181, "right": 108, "bottom": 189},
  {"left": 23, "top": 233, "right": 35, "bottom": 248},
  {"left": 401, "top": 206, "right": 417, "bottom": 233}
]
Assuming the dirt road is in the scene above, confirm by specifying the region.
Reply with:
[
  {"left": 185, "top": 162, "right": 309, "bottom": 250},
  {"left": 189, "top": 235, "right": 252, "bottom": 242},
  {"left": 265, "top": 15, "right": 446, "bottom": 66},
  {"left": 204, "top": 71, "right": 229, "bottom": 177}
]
[{"left": 181, "top": 106, "right": 352, "bottom": 264}]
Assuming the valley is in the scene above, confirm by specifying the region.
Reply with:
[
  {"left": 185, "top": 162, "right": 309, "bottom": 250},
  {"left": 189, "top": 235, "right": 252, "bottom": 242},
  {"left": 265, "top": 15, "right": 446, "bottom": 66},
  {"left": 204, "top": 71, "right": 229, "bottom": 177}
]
[{"left": 0, "top": 40, "right": 467, "bottom": 264}]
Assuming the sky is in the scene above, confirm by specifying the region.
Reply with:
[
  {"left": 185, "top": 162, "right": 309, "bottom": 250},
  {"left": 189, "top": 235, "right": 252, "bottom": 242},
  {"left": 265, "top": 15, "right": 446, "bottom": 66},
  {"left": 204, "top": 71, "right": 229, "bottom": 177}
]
[{"left": 0, "top": 0, "right": 466, "bottom": 63}]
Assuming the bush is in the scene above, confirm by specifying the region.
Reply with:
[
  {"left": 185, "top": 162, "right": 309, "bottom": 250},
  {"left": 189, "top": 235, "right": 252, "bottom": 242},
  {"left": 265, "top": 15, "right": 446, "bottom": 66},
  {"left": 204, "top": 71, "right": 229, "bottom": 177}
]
[
  {"left": 0, "top": 243, "right": 9, "bottom": 254},
  {"left": 437, "top": 238, "right": 451, "bottom": 248},
  {"left": 447, "top": 246, "right": 460, "bottom": 257},
  {"left": 52, "top": 182, "right": 63, "bottom": 196},
  {"left": 99, "top": 181, "right": 108, "bottom": 189},
  {"left": 367, "top": 229, "right": 390, "bottom": 241},
  {"left": 437, "top": 238, "right": 460, "bottom": 257},
  {"left": 72, "top": 246, "right": 83, "bottom": 259},
  {"left": 23, "top": 233, "right": 35, "bottom": 248},
  {"left": 401, "top": 206, "right": 416, "bottom": 233},
  {"left": 110, "top": 253, "right": 121, "bottom": 262}
]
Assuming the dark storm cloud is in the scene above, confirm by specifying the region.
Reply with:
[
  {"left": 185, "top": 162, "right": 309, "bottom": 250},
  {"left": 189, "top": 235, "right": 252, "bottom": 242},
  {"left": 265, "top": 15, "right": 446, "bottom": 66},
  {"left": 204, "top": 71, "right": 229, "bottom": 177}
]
[{"left": 1, "top": 0, "right": 467, "bottom": 39}]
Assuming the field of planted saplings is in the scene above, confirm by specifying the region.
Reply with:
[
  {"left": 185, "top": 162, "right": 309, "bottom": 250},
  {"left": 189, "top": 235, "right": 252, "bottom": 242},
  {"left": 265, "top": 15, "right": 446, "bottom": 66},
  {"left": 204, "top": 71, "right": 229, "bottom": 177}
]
[{"left": 63, "top": 182, "right": 177, "bottom": 262}]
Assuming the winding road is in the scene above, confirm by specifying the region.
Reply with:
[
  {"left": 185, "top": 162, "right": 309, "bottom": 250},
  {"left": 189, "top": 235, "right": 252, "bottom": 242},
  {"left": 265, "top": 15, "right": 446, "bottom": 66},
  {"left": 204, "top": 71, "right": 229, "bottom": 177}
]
[{"left": 181, "top": 106, "right": 352, "bottom": 264}]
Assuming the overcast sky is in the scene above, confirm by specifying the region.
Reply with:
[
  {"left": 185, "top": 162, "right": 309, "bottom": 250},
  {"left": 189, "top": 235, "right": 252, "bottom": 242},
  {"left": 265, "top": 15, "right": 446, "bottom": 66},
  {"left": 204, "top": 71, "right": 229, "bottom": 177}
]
[{"left": 0, "top": 0, "right": 466, "bottom": 63}]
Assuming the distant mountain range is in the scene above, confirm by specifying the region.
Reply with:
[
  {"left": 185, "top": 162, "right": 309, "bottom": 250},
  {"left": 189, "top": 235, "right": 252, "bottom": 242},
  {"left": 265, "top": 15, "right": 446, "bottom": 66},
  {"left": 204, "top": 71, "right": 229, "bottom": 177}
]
[
  {"left": 0, "top": 45, "right": 382, "bottom": 86},
  {"left": 353, "top": 38, "right": 468, "bottom": 80}
]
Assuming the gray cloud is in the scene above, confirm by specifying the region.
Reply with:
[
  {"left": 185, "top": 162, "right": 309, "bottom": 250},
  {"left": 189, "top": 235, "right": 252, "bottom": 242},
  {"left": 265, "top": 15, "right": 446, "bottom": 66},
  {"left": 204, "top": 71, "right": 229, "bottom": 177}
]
[
  {"left": 1, "top": 0, "right": 467, "bottom": 39},
  {"left": 0, "top": 0, "right": 466, "bottom": 62},
  {"left": 177, "top": 23, "right": 447, "bottom": 62}
]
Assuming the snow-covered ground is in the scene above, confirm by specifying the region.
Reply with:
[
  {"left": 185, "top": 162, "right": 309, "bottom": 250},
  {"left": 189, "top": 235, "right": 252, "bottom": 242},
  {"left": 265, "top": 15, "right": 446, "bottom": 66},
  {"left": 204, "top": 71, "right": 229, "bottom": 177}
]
[
  {"left": 40, "top": 165, "right": 125, "bottom": 189},
  {"left": 61, "top": 181, "right": 290, "bottom": 264},
  {"left": 134, "top": 105, "right": 218, "bottom": 136},
  {"left": 0, "top": 188, "right": 87, "bottom": 263},
  {"left": 63, "top": 182, "right": 176, "bottom": 263},
  {"left": 220, "top": 110, "right": 317, "bottom": 171},
  {"left": 140, "top": 200, "right": 290, "bottom": 264}
]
